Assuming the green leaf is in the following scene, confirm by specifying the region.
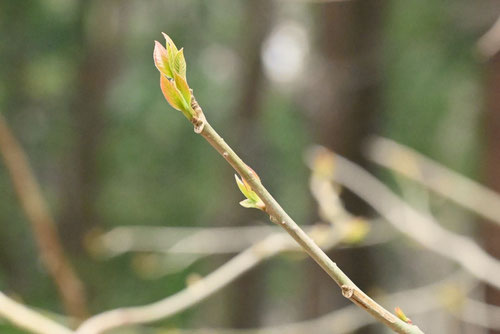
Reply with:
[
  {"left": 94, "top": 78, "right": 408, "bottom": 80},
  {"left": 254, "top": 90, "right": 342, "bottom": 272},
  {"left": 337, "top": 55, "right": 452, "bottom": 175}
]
[
  {"left": 235, "top": 174, "right": 265, "bottom": 211},
  {"left": 239, "top": 199, "right": 257, "bottom": 209},
  {"left": 174, "top": 72, "right": 191, "bottom": 107},
  {"left": 173, "top": 48, "right": 187, "bottom": 78},
  {"left": 235, "top": 174, "right": 251, "bottom": 199},
  {"left": 160, "top": 75, "right": 185, "bottom": 113},
  {"left": 162, "top": 32, "right": 178, "bottom": 66},
  {"left": 153, "top": 41, "right": 173, "bottom": 78}
]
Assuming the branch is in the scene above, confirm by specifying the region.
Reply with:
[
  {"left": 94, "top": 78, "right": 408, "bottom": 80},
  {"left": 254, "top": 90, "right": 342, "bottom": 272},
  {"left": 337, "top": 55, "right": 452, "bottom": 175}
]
[
  {"left": 0, "top": 113, "right": 88, "bottom": 318},
  {"left": 93, "top": 225, "right": 280, "bottom": 257},
  {"left": 313, "top": 146, "right": 500, "bottom": 289},
  {"left": 200, "top": 122, "right": 423, "bottom": 333},
  {"left": 137, "top": 273, "right": 500, "bottom": 333},
  {"left": 366, "top": 136, "right": 500, "bottom": 228},
  {"left": 76, "top": 228, "right": 342, "bottom": 334},
  {"left": 151, "top": 34, "right": 423, "bottom": 334},
  {"left": 0, "top": 292, "right": 73, "bottom": 334},
  {"left": 92, "top": 222, "right": 390, "bottom": 259}
]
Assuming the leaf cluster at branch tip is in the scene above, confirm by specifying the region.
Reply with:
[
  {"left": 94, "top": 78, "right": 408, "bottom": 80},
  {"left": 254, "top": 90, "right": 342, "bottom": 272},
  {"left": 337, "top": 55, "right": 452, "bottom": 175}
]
[{"left": 154, "top": 33, "right": 194, "bottom": 119}]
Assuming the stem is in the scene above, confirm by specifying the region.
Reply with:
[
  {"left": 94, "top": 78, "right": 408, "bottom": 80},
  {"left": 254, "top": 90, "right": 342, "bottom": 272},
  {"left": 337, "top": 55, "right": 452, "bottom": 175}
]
[
  {"left": 0, "top": 113, "right": 88, "bottom": 319},
  {"left": 199, "top": 121, "right": 424, "bottom": 334},
  {"left": 0, "top": 292, "right": 73, "bottom": 334}
]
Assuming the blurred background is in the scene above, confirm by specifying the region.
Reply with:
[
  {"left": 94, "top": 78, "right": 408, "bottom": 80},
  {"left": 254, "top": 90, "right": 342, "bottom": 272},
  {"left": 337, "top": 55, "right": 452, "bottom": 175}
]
[{"left": 1, "top": 0, "right": 500, "bottom": 333}]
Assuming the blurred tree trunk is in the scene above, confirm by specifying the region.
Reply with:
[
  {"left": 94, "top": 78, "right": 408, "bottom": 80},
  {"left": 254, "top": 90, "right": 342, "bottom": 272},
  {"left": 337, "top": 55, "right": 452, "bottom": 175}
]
[
  {"left": 482, "top": 51, "right": 500, "bottom": 334},
  {"left": 302, "top": 1, "right": 384, "bottom": 331},
  {"left": 59, "top": 0, "right": 126, "bottom": 252},
  {"left": 225, "top": 0, "right": 274, "bottom": 328},
  {"left": 0, "top": 0, "right": 41, "bottom": 293}
]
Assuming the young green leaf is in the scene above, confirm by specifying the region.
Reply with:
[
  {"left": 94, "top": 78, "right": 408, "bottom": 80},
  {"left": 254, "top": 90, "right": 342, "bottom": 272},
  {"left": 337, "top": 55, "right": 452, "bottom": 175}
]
[
  {"left": 239, "top": 199, "right": 258, "bottom": 209},
  {"left": 174, "top": 72, "right": 191, "bottom": 106},
  {"left": 162, "top": 32, "right": 178, "bottom": 65},
  {"left": 234, "top": 174, "right": 265, "bottom": 211},
  {"left": 153, "top": 41, "right": 173, "bottom": 78},
  {"left": 160, "top": 75, "right": 185, "bottom": 113},
  {"left": 173, "top": 48, "right": 187, "bottom": 78}
]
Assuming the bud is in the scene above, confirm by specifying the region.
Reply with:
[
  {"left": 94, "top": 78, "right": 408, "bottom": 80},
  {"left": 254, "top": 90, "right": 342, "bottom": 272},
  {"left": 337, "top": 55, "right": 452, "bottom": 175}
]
[
  {"left": 395, "top": 307, "right": 412, "bottom": 324},
  {"left": 235, "top": 174, "right": 265, "bottom": 211},
  {"left": 153, "top": 33, "right": 193, "bottom": 120}
]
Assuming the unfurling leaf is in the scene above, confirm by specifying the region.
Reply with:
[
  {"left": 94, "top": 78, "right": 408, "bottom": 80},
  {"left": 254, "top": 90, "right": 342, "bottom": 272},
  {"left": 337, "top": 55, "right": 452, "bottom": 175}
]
[
  {"left": 153, "top": 41, "right": 173, "bottom": 78},
  {"left": 155, "top": 33, "right": 195, "bottom": 120},
  {"left": 163, "top": 32, "right": 178, "bottom": 64},
  {"left": 173, "top": 48, "right": 187, "bottom": 78},
  {"left": 235, "top": 174, "right": 265, "bottom": 211},
  {"left": 160, "top": 75, "right": 185, "bottom": 112},
  {"left": 174, "top": 72, "right": 191, "bottom": 106},
  {"left": 240, "top": 199, "right": 258, "bottom": 209}
]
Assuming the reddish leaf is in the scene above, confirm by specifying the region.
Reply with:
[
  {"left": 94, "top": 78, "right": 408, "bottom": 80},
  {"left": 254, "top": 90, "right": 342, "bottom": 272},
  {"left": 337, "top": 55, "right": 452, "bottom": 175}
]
[
  {"left": 160, "top": 75, "right": 183, "bottom": 111},
  {"left": 153, "top": 41, "right": 172, "bottom": 78}
]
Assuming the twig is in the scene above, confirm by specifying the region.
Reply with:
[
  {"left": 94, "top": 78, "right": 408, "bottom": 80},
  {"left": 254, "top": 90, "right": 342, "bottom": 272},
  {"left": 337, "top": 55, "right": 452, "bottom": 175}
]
[
  {"left": 94, "top": 225, "right": 280, "bottom": 256},
  {"left": 195, "top": 118, "right": 423, "bottom": 333},
  {"left": 315, "top": 147, "right": 500, "bottom": 290},
  {"left": 366, "top": 136, "right": 500, "bottom": 228},
  {"left": 93, "top": 222, "right": 390, "bottom": 258},
  {"left": 0, "top": 292, "right": 73, "bottom": 334},
  {"left": 152, "top": 33, "right": 422, "bottom": 332},
  {"left": 0, "top": 113, "right": 88, "bottom": 318},
  {"left": 76, "top": 229, "right": 342, "bottom": 334},
  {"left": 139, "top": 273, "right": 500, "bottom": 333}
]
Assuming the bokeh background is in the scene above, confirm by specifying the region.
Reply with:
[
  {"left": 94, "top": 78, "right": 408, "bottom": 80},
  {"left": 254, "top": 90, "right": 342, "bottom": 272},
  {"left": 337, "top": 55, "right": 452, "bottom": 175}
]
[{"left": 1, "top": 0, "right": 500, "bottom": 333}]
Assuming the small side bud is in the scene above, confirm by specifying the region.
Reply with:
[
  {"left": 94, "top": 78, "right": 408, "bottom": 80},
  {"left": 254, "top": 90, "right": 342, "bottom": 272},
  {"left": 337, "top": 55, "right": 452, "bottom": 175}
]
[
  {"left": 395, "top": 307, "right": 412, "bottom": 324},
  {"left": 235, "top": 174, "right": 265, "bottom": 211}
]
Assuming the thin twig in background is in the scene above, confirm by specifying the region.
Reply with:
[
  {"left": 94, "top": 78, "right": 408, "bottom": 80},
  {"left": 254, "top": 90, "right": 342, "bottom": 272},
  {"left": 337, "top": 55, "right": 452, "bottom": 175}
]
[
  {"left": 366, "top": 136, "right": 500, "bottom": 228},
  {"left": 93, "top": 222, "right": 391, "bottom": 258},
  {"left": 75, "top": 228, "right": 344, "bottom": 334},
  {"left": 94, "top": 225, "right": 280, "bottom": 256},
  {"left": 0, "top": 292, "right": 73, "bottom": 334},
  {"left": 310, "top": 146, "right": 500, "bottom": 290},
  {"left": 0, "top": 113, "right": 88, "bottom": 319},
  {"left": 146, "top": 273, "right": 500, "bottom": 334},
  {"left": 0, "top": 216, "right": 369, "bottom": 334}
]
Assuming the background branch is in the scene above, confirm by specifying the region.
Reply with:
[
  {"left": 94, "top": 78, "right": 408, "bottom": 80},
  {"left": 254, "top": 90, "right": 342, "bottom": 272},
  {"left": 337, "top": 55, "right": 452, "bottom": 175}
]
[
  {"left": 313, "top": 146, "right": 500, "bottom": 290},
  {"left": 0, "top": 113, "right": 88, "bottom": 319},
  {"left": 0, "top": 292, "right": 73, "bottom": 334},
  {"left": 76, "top": 229, "right": 343, "bottom": 334},
  {"left": 366, "top": 136, "right": 500, "bottom": 228},
  {"left": 142, "top": 273, "right": 500, "bottom": 333}
]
